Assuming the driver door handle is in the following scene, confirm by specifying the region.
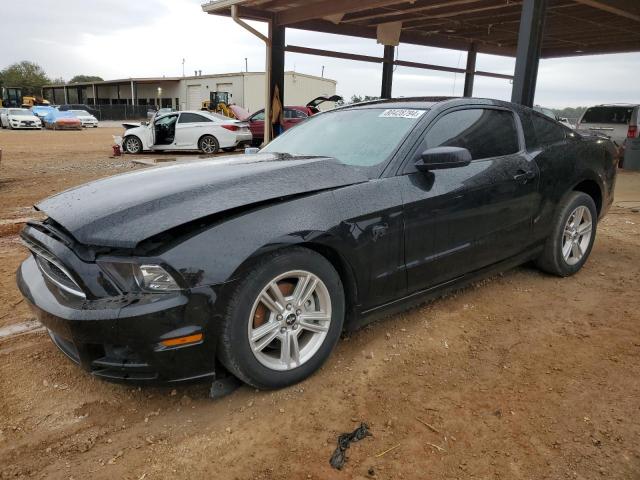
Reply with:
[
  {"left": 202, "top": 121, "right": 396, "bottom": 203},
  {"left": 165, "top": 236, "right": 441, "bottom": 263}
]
[{"left": 513, "top": 169, "right": 536, "bottom": 184}]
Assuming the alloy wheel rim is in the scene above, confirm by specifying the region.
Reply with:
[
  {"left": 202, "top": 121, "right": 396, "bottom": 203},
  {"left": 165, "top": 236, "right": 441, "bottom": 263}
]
[
  {"left": 126, "top": 138, "right": 139, "bottom": 153},
  {"left": 562, "top": 205, "right": 593, "bottom": 266},
  {"left": 201, "top": 138, "right": 216, "bottom": 153},
  {"left": 247, "top": 270, "right": 331, "bottom": 371}
]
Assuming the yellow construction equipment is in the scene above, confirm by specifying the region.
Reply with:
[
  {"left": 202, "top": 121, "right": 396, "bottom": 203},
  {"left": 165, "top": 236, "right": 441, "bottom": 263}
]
[
  {"left": 1, "top": 87, "right": 22, "bottom": 107},
  {"left": 201, "top": 91, "right": 236, "bottom": 118},
  {"left": 21, "top": 96, "right": 50, "bottom": 108}
]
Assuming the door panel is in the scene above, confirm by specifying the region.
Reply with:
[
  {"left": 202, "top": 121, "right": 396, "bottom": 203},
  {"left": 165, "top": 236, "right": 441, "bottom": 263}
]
[
  {"left": 248, "top": 110, "right": 265, "bottom": 141},
  {"left": 402, "top": 107, "right": 540, "bottom": 293}
]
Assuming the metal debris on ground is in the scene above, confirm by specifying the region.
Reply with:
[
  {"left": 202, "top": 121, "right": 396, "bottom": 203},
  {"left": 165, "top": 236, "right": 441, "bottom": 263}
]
[{"left": 329, "top": 422, "right": 371, "bottom": 470}]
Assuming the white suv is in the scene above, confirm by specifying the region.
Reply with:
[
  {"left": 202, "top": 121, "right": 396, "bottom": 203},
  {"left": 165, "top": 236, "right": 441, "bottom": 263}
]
[{"left": 576, "top": 104, "right": 639, "bottom": 149}]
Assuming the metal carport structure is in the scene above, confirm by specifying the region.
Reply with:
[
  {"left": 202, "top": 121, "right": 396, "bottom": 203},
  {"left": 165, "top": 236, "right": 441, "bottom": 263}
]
[{"left": 202, "top": 0, "right": 640, "bottom": 142}]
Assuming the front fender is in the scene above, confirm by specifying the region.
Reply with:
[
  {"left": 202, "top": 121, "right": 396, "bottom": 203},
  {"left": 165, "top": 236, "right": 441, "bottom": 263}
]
[
  {"left": 123, "top": 126, "right": 150, "bottom": 150},
  {"left": 159, "top": 190, "right": 344, "bottom": 287}
]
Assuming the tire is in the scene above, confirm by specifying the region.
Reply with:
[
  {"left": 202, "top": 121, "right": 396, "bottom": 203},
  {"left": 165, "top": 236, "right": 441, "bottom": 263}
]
[
  {"left": 536, "top": 191, "right": 597, "bottom": 277},
  {"left": 123, "top": 135, "right": 143, "bottom": 154},
  {"left": 218, "top": 247, "right": 345, "bottom": 389},
  {"left": 198, "top": 135, "right": 219, "bottom": 154}
]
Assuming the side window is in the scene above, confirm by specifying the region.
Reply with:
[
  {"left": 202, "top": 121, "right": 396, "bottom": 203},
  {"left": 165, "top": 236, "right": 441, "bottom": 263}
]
[
  {"left": 290, "top": 109, "right": 308, "bottom": 119},
  {"left": 178, "top": 112, "right": 211, "bottom": 124},
  {"left": 531, "top": 112, "right": 565, "bottom": 146},
  {"left": 424, "top": 108, "right": 520, "bottom": 160},
  {"left": 251, "top": 111, "right": 265, "bottom": 121}
]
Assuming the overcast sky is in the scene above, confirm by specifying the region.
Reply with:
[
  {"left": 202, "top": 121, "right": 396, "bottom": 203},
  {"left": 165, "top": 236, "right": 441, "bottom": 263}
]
[{"left": 2, "top": 0, "right": 639, "bottom": 108}]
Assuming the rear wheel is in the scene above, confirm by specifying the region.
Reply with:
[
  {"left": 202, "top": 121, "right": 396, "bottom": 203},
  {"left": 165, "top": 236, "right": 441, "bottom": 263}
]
[
  {"left": 123, "top": 135, "right": 142, "bottom": 154},
  {"left": 536, "top": 191, "right": 597, "bottom": 276},
  {"left": 198, "top": 135, "right": 219, "bottom": 154},
  {"left": 218, "top": 248, "right": 344, "bottom": 389}
]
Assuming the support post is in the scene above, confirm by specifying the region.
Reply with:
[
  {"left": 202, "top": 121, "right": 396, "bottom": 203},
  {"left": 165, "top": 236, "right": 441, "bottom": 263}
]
[
  {"left": 63, "top": 86, "right": 68, "bottom": 104},
  {"left": 92, "top": 84, "right": 97, "bottom": 104},
  {"left": 511, "top": 0, "right": 547, "bottom": 107},
  {"left": 130, "top": 80, "right": 136, "bottom": 106},
  {"left": 269, "top": 24, "right": 285, "bottom": 140},
  {"left": 381, "top": 45, "right": 394, "bottom": 98},
  {"left": 463, "top": 43, "right": 477, "bottom": 97}
]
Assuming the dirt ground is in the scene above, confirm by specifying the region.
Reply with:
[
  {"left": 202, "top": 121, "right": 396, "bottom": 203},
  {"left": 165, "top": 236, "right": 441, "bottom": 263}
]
[{"left": 0, "top": 128, "right": 639, "bottom": 480}]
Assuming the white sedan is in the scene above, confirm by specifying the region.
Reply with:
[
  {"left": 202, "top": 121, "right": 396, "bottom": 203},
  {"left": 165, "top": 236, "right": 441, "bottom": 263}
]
[
  {"left": 71, "top": 110, "right": 99, "bottom": 128},
  {"left": 1, "top": 108, "right": 42, "bottom": 129},
  {"left": 122, "top": 110, "right": 252, "bottom": 154}
]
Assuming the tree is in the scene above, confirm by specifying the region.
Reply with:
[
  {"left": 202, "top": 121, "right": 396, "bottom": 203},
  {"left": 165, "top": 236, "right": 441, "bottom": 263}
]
[
  {"left": 69, "top": 75, "right": 104, "bottom": 84},
  {"left": 0, "top": 61, "right": 50, "bottom": 95},
  {"left": 349, "top": 94, "right": 380, "bottom": 104}
]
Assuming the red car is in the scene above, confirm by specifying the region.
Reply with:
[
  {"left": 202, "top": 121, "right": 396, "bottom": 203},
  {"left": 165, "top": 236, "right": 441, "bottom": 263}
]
[{"left": 248, "top": 95, "right": 341, "bottom": 146}]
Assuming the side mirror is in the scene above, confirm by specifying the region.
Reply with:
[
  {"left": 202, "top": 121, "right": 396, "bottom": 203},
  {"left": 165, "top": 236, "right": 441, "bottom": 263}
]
[{"left": 415, "top": 146, "right": 472, "bottom": 171}]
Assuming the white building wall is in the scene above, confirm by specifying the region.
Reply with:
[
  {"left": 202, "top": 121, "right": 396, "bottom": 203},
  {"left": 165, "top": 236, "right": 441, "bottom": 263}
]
[
  {"left": 284, "top": 72, "right": 337, "bottom": 110},
  {"left": 54, "top": 72, "right": 336, "bottom": 111},
  {"left": 180, "top": 74, "right": 245, "bottom": 110},
  {"left": 238, "top": 72, "right": 337, "bottom": 114}
]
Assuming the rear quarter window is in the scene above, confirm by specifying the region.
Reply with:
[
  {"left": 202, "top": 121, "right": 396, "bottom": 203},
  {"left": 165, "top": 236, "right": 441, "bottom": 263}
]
[{"left": 531, "top": 112, "right": 566, "bottom": 146}]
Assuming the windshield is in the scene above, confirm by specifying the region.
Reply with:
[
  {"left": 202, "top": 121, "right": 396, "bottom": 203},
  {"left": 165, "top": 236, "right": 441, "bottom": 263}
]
[
  {"left": 582, "top": 106, "right": 634, "bottom": 124},
  {"left": 10, "top": 109, "right": 32, "bottom": 115},
  {"left": 262, "top": 108, "right": 426, "bottom": 167}
]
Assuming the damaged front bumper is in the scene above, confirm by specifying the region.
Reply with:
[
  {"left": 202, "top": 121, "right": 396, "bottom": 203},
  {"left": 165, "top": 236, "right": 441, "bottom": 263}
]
[{"left": 15, "top": 223, "right": 229, "bottom": 385}]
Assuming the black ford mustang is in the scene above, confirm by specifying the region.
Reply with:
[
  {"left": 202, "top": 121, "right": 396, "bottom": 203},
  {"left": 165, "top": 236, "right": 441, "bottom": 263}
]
[{"left": 17, "top": 98, "right": 616, "bottom": 389}]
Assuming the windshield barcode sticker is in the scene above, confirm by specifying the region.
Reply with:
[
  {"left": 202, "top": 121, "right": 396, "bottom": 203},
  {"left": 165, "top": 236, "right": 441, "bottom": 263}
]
[{"left": 379, "top": 109, "right": 425, "bottom": 119}]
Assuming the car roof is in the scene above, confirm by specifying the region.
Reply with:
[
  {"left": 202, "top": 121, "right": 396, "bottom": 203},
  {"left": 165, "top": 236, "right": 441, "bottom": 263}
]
[{"left": 340, "top": 96, "right": 518, "bottom": 112}]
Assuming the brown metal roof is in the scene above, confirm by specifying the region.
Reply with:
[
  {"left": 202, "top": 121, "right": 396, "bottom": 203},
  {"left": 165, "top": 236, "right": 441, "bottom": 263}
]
[{"left": 202, "top": 0, "right": 640, "bottom": 58}]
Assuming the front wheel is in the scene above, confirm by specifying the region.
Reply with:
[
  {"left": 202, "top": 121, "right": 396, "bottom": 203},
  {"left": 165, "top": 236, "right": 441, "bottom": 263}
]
[
  {"left": 218, "top": 248, "right": 345, "bottom": 389},
  {"left": 123, "top": 135, "right": 142, "bottom": 154},
  {"left": 198, "top": 135, "right": 219, "bottom": 154},
  {"left": 536, "top": 191, "right": 597, "bottom": 277}
]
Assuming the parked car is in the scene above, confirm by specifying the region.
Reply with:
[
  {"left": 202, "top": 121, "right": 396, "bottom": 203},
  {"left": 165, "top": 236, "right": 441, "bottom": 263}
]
[
  {"left": 70, "top": 110, "right": 99, "bottom": 128},
  {"left": 0, "top": 108, "right": 7, "bottom": 128},
  {"left": 122, "top": 110, "right": 252, "bottom": 154},
  {"left": 248, "top": 95, "right": 342, "bottom": 145},
  {"left": 2, "top": 108, "right": 42, "bottom": 129},
  {"left": 42, "top": 110, "right": 82, "bottom": 130},
  {"left": 16, "top": 98, "right": 616, "bottom": 389},
  {"left": 31, "top": 105, "right": 57, "bottom": 121},
  {"left": 58, "top": 103, "right": 99, "bottom": 118},
  {"left": 576, "top": 104, "right": 639, "bottom": 148},
  {"left": 534, "top": 106, "right": 574, "bottom": 129}
]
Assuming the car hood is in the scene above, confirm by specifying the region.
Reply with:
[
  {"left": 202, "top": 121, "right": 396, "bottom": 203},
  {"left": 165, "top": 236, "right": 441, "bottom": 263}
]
[
  {"left": 36, "top": 153, "right": 368, "bottom": 248},
  {"left": 11, "top": 115, "right": 39, "bottom": 121}
]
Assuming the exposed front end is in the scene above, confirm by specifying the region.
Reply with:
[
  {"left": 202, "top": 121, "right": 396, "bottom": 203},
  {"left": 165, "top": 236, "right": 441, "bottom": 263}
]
[{"left": 16, "top": 221, "right": 221, "bottom": 384}]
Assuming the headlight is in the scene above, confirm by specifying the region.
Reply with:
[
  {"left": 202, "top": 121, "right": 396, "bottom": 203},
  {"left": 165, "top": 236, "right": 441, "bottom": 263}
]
[
  {"left": 98, "top": 261, "right": 181, "bottom": 293},
  {"left": 136, "top": 265, "right": 180, "bottom": 291}
]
